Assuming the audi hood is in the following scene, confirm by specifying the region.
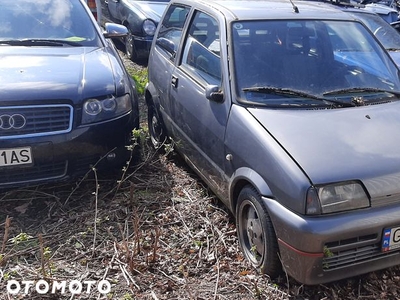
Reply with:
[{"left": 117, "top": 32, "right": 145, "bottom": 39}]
[
  {"left": 128, "top": 0, "right": 169, "bottom": 21},
  {"left": 248, "top": 102, "right": 400, "bottom": 199},
  {"left": 0, "top": 46, "right": 126, "bottom": 102}
]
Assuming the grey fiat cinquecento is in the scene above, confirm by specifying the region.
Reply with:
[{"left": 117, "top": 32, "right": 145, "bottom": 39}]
[{"left": 145, "top": 0, "right": 400, "bottom": 284}]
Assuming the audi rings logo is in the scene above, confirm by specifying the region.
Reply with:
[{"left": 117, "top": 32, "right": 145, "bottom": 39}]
[{"left": 0, "top": 114, "right": 27, "bottom": 130}]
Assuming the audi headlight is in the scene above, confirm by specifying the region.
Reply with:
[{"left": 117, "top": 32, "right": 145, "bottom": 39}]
[
  {"left": 306, "top": 181, "right": 370, "bottom": 215},
  {"left": 82, "top": 94, "right": 132, "bottom": 124},
  {"left": 143, "top": 19, "right": 156, "bottom": 36}
]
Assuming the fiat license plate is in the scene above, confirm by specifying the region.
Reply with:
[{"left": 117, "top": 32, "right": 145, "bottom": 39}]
[
  {"left": 0, "top": 147, "right": 32, "bottom": 167},
  {"left": 382, "top": 226, "right": 400, "bottom": 252}
]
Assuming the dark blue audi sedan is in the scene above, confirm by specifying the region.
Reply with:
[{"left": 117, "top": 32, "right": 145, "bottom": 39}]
[
  {"left": 0, "top": 0, "right": 139, "bottom": 188},
  {"left": 107, "top": 0, "right": 170, "bottom": 61}
]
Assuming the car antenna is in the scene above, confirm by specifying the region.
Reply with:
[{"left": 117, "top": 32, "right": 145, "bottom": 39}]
[{"left": 289, "top": 0, "right": 299, "bottom": 13}]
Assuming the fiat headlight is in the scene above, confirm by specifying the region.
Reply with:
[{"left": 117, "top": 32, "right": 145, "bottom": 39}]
[
  {"left": 306, "top": 181, "right": 370, "bottom": 215},
  {"left": 82, "top": 94, "right": 132, "bottom": 124}
]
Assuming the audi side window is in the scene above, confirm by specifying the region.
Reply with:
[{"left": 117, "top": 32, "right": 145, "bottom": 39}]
[
  {"left": 181, "top": 11, "right": 221, "bottom": 85},
  {"left": 156, "top": 5, "right": 190, "bottom": 60}
]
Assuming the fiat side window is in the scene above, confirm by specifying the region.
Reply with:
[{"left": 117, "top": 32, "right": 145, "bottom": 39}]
[
  {"left": 156, "top": 5, "right": 190, "bottom": 60},
  {"left": 181, "top": 11, "right": 221, "bottom": 85}
]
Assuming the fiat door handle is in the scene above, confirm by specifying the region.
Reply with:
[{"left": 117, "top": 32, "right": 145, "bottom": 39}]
[{"left": 171, "top": 75, "right": 178, "bottom": 88}]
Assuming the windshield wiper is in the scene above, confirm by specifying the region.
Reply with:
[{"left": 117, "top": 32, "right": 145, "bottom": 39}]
[
  {"left": 0, "top": 39, "right": 81, "bottom": 47},
  {"left": 323, "top": 87, "right": 400, "bottom": 106},
  {"left": 242, "top": 86, "right": 355, "bottom": 107},
  {"left": 323, "top": 87, "right": 400, "bottom": 97},
  {"left": 385, "top": 48, "right": 400, "bottom": 52}
]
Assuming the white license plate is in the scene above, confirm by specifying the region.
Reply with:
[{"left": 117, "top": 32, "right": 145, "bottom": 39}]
[
  {"left": 382, "top": 226, "right": 400, "bottom": 252},
  {"left": 0, "top": 147, "right": 33, "bottom": 167}
]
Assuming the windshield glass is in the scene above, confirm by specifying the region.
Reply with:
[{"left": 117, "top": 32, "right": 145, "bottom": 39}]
[
  {"left": 351, "top": 11, "right": 400, "bottom": 50},
  {"left": 0, "top": 0, "right": 101, "bottom": 47},
  {"left": 232, "top": 20, "right": 400, "bottom": 107}
]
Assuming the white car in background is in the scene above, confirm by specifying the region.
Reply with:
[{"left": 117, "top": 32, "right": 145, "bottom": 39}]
[{"left": 359, "top": 0, "right": 399, "bottom": 22}]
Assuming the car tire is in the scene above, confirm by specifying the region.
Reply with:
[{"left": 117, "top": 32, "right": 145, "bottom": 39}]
[
  {"left": 125, "top": 30, "right": 138, "bottom": 61},
  {"left": 148, "top": 104, "right": 167, "bottom": 149},
  {"left": 236, "top": 185, "right": 282, "bottom": 278}
]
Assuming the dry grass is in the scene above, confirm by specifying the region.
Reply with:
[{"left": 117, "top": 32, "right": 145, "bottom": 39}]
[
  {"left": 1, "top": 120, "right": 400, "bottom": 299},
  {"left": 0, "top": 139, "right": 285, "bottom": 299}
]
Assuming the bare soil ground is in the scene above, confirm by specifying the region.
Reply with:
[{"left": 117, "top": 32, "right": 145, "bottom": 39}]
[{"left": 1, "top": 2, "right": 400, "bottom": 300}]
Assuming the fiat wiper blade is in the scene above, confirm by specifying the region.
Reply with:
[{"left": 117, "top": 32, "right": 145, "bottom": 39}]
[
  {"left": 243, "top": 86, "right": 325, "bottom": 98},
  {"left": 386, "top": 48, "right": 400, "bottom": 52},
  {"left": 0, "top": 39, "right": 81, "bottom": 47},
  {"left": 242, "top": 86, "right": 355, "bottom": 107},
  {"left": 323, "top": 87, "right": 400, "bottom": 97}
]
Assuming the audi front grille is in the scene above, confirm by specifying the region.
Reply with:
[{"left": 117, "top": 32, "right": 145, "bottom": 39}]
[{"left": 0, "top": 105, "right": 72, "bottom": 139}]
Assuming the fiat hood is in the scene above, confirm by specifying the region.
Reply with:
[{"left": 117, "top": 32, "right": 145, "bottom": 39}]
[
  {"left": 0, "top": 47, "right": 118, "bottom": 102},
  {"left": 248, "top": 102, "right": 400, "bottom": 198}
]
